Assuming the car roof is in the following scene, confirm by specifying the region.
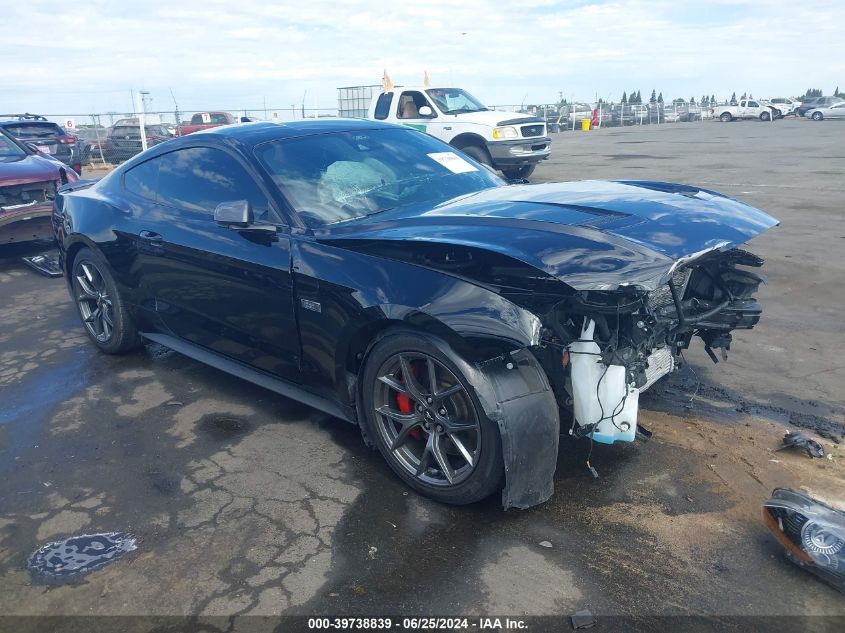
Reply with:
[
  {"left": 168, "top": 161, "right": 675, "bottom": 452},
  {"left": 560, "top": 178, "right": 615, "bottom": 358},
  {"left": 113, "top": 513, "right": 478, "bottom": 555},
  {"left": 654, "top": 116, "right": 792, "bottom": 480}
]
[
  {"left": 195, "top": 119, "right": 393, "bottom": 146},
  {"left": 0, "top": 119, "right": 61, "bottom": 127}
]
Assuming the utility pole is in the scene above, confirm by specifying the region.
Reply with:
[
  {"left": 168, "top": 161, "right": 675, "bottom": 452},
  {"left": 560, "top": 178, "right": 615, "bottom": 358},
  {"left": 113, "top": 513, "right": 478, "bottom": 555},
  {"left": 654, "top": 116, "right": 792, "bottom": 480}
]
[{"left": 169, "top": 88, "right": 181, "bottom": 134}]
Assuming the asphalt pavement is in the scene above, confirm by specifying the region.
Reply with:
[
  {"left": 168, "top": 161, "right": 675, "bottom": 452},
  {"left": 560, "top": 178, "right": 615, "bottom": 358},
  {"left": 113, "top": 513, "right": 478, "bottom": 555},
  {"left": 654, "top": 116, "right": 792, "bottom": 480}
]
[{"left": 1, "top": 118, "right": 844, "bottom": 631}]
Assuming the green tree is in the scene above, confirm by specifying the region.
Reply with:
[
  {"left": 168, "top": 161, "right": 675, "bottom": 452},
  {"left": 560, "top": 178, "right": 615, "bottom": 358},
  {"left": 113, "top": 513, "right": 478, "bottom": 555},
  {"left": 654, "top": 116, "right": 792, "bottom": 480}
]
[
  {"left": 636, "top": 90, "right": 643, "bottom": 104},
  {"left": 650, "top": 89, "right": 657, "bottom": 103},
  {"left": 711, "top": 94, "right": 716, "bottom": 105},
  {"left": 690, "top": 96, "right": 696, "bottom": 105},
  {"left": 657, "top": 92, "right": 664, "bottom": 104},
  {"left": 621, "top": 91, "right": 627, "bottom": 104},
  {"left": 835, "top": 86, "right": 841, "bottom": 96},
  {"left": 730, "top": 92, "right": 737, "bottom": 105}
]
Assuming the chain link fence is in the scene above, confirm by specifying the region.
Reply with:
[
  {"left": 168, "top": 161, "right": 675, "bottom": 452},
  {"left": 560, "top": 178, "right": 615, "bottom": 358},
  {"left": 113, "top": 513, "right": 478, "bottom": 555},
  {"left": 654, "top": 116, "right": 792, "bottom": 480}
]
[{"left": 5, "top": 98, "right": 719, "bottom": 170}]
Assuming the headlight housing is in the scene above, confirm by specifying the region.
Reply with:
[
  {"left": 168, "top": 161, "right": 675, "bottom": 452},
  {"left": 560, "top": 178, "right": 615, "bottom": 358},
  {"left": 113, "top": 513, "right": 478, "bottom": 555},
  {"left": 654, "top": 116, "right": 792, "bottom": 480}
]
[
  {"left": 764, "top": 488, "right": 845, "bottom": 592},
  {"left": 492, "top": 126, "right": 518, "bottom": 140}
]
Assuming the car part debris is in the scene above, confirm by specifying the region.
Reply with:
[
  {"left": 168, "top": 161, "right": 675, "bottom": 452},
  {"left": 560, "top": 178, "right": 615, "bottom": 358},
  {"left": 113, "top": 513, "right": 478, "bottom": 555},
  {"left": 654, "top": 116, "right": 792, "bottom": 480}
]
[
  {"left": 22, "top": 253, "right": 62, "bottom": 277},
  {"left": 776, "top": 431, "right": 826, "bottom": 459},
  {"left": 763, "top": 488, "right": 845, "bottom": 593},
  {"left": 538, "top": 540, "right": 553, "bottom": 548},
  {"left": 28, "top": 532, "right": 137, "bottom": 583},
  {"left": 570, "top": 609, "right": 597, "bottom": 629}
]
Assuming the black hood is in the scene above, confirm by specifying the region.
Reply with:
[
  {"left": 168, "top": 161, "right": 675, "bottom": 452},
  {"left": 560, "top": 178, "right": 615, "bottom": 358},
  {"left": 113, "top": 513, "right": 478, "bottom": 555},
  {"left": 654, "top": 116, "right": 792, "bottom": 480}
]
[{"left": 318, "top": 180, "right": 779, "bottom": 291}]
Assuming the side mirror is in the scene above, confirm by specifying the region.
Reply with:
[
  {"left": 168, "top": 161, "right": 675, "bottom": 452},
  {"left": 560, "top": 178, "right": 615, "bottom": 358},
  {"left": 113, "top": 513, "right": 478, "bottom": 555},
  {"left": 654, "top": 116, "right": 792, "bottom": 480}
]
[
  {"left": 418, "top": 105, "right": 434, "bottom": 117},
  {"left": 214, "top": 200, "right": 252, "bottom": 227}
]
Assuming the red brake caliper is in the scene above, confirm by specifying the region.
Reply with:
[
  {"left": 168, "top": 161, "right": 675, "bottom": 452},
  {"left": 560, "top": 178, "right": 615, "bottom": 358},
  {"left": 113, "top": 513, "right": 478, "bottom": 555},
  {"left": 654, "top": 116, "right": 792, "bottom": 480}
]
[{"left": 397, "top": 373, "right": 424, "bottom": 441}]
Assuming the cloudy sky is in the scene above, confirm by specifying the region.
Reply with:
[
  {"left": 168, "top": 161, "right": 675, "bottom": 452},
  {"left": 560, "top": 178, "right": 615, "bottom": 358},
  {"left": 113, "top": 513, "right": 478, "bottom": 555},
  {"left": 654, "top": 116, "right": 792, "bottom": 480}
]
[{"left": 3, "top": 0, "right": 843, "bottom": 119}]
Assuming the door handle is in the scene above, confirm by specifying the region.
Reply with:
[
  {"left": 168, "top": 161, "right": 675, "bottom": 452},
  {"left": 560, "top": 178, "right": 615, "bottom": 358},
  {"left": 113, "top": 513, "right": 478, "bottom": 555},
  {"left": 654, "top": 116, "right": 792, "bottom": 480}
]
[{"left": 139, "top": 230, "right": 163, "bottom": 242}]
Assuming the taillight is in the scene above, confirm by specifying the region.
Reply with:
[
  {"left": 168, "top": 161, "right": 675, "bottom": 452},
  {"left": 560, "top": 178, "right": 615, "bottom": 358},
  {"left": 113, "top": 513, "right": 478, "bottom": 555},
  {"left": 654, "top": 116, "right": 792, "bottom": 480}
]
[{"left": 59, "top": 136, "right": 77, "bottom": 145}]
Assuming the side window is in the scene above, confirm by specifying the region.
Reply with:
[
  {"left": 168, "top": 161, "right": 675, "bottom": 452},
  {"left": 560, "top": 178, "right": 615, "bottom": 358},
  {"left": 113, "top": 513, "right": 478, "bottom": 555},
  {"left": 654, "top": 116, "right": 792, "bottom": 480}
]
[
  {"left": 748, "top": 101, "right": 759, "bottom": 108},
  {"left": 155, "top": 147, "right": 275, "bottom": 221},
  {"left": 373, "top": 93, "right": 392, "bottom": 120},
  {"left": 124, "top": 158, "right": 159, "bottom": 201},
  {"left": 210, "top": 113, "right": 229, "bottom": 124},
  {"left": 396, "top": 91, "right": 434, "bottom": 119}
]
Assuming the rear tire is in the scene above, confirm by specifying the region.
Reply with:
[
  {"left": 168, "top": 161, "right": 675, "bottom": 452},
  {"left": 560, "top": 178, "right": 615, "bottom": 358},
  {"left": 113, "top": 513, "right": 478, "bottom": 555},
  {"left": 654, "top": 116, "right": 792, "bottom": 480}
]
[
  {"left": 502, "top": 164, "right": 537, "bottom": 180},
  {"left": 811, "top": 111, "right": 823, "bottom": 121},
  {"left": 720, "top": 112, "right": 732, "bottom": 122},
  {"left": 760, "top": 111, "right": 771, "bottom": 121},
  {"left": 360, "top": 330, "right": 503, "bottom": 505},
  {"left": 71, "top": 247, "right": 142, "bottom": 354}
]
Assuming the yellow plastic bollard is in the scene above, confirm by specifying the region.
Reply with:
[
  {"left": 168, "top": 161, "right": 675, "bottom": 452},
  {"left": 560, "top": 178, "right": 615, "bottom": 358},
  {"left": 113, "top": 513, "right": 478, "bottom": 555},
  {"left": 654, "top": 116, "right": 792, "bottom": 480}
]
[{"left": 581, "top": 118, "right": 591, "bottom": 131}]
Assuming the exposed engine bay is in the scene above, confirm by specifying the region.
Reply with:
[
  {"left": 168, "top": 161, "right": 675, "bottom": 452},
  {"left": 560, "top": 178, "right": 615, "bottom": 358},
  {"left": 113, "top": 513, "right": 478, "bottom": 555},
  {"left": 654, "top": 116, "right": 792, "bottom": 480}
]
[
  {"left": 533, "top": 247, "right": 765, "bottom": 443},
  {"left": 332, "top": 236, "right": 766, "bottom": 446}
]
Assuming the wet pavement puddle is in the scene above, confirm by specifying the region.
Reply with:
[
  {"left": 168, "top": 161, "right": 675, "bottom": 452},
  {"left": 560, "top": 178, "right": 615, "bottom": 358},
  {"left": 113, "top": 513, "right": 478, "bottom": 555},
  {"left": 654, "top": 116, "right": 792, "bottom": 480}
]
[{"left": 28, "top": 532, "right": 137, "bottom": 584}]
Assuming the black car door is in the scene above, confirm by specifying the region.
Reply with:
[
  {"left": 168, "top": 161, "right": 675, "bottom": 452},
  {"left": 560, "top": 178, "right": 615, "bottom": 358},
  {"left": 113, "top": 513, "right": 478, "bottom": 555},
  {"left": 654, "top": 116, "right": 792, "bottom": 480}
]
[{"left": 124, "top": 145, "right": 301, "bottom": 380}]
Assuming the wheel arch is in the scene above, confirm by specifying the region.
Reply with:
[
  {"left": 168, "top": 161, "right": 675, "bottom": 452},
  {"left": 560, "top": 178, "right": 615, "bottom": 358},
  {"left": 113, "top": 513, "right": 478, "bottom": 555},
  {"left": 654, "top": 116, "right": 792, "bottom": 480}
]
[
  {"left": 449, "top": 132, "right": 489, "bottom": 152},
  {"left": 64, "top": 236, "right": 101, "bottom": 284},
  {"left": 352, "top": 320, "right": 560, "bottom": 509}
]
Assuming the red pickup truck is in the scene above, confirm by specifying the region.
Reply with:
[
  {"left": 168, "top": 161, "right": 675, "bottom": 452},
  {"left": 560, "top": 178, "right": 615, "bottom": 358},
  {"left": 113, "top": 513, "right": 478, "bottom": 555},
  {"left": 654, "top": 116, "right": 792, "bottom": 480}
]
[{"left": 177, "top": 112, "right": 236, "bottom": 136}]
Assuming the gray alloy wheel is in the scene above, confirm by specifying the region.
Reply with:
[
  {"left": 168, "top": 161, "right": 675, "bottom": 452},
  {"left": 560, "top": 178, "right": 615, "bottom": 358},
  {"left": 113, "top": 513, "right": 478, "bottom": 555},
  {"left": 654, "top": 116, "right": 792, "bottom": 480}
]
[
  {"left": 74, "top": 260, "right": 115, "bottom": 343},
  {"left": 71, "top": 248, "right": 141, "bottom": 354},
  {"left": 760, "top": 111, "right": 771, "bottom": 121},
  {"left": 720, "top": 112, "right": 732, "bottom": 122},
  {"left": 372, "top": 352, "right": 481, "bottom": 487},
  {"left": 812, "top": 111, "right": 823, "bottom": 121}
]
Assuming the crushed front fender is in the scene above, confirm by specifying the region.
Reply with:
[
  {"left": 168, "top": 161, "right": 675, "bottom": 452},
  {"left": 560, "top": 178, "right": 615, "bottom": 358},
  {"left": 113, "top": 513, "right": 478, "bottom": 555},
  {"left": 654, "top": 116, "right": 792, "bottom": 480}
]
[{"left": 447, "top": 347, "right": 560, "bottom": 509}]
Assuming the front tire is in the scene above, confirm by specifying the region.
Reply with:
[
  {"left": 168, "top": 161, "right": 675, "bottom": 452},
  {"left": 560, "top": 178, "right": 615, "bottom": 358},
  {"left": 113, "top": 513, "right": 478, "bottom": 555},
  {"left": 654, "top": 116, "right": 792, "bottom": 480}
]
[
  {"left": 502, "top": 164, "right": 537, "bottom": 180},
  {"left": 720, "top": 112, "right": 733, "bottom": 122},
  {"left": 460, "top": 144, "right": 493, "bottom": 168},
  {"left": 71, "top": 248, "right": 141, "bottom": 354},
  {"left": 360, "top": 331, "right": 503, "bottom": 505},
  {"left": 812, "top": 111, "right": 823, "bottom": 121}
]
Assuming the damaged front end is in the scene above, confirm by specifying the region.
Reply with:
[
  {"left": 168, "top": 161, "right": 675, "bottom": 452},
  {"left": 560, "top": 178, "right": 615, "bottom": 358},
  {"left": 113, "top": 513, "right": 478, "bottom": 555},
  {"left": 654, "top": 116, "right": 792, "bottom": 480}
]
[{"left": 533, "top": 247, "right": 766, "bottom": 444}]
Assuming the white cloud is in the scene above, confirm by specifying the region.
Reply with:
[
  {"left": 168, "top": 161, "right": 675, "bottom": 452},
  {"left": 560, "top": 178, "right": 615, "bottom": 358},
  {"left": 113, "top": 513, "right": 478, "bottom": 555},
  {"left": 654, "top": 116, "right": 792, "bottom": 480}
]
[{"left": 2, "top": 0, "right": 843, "bottom": 117}]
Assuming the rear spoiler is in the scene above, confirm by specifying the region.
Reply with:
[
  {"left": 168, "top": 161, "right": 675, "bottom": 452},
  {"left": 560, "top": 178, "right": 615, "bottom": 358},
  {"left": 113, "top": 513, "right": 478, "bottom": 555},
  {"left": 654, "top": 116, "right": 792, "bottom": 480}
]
[{"left": 58, "top": 178, "right": 99, "bottom": 194}]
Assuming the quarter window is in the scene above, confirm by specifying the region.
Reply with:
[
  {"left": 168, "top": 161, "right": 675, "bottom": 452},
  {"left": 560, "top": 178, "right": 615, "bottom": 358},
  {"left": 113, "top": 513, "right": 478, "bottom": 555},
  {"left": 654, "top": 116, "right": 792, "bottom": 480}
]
[
  {"left": 124, "top": 159, "right": 159, "bottom": 201},
  {"left": 373, "top": 93, "right": 392, "bottom": 120}
]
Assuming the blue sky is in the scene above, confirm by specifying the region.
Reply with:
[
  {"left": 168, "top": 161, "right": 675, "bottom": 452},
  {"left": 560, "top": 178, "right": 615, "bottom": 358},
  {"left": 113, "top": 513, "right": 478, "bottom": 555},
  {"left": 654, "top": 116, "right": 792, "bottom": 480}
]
[{"left": 3, "top": 0, "right": 843, "bottom": 119}]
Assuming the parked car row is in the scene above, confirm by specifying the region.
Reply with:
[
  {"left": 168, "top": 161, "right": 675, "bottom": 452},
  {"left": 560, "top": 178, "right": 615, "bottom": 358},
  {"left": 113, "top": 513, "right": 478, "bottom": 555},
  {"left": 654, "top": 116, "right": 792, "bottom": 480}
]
[
  {"left": 796, "top": 96, "right": 844, "bottom": 117},
  {"left": 547, "top": 102, "right": 708, "bottom": 129},
  {"left": 0, "top": 127, "right": 78, "bottom": 244},
  {"left": 0, "top": 115, "right": 81, "bottom": 175},
  {"left": 80, "top": 112, "right": 263, "bottom": 164}
]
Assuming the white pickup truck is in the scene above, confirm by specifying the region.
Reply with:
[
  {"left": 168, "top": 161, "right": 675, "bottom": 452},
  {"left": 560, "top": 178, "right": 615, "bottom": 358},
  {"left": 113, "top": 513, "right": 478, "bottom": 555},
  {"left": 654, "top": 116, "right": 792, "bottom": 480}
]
[
  {"left": 367, "top": 86, "right": 551, "bottom": 179},
  {"left": 713, "top": 99, "right": 776, "bottom": 122}
]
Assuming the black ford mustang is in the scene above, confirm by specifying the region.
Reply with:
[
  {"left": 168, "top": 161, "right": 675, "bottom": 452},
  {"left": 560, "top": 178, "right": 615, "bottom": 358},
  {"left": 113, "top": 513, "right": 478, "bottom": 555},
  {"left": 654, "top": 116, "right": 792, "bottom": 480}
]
[{"left": 53, "top": 119, "right": 778, "bottom": 509}]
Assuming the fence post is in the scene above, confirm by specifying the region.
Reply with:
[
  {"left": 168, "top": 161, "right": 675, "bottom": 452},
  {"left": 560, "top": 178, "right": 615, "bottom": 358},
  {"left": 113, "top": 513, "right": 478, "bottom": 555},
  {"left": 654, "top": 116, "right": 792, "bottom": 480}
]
[{"left": 137, "top": 92, "right": 148, "bottom": 152}]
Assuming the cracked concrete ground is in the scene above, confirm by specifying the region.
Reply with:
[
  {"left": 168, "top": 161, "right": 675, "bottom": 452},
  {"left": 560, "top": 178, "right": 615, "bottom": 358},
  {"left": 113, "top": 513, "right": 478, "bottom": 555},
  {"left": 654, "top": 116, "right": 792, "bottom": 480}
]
[{"left": 1, "top": 120, "right": 844, "bottom": 628}]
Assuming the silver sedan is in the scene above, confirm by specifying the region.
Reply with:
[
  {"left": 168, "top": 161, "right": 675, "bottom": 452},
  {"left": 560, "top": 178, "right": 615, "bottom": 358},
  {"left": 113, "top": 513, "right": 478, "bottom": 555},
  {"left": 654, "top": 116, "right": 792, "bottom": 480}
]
[{"left": 806, "top": 102, "right": 845, "bottom": 120}]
